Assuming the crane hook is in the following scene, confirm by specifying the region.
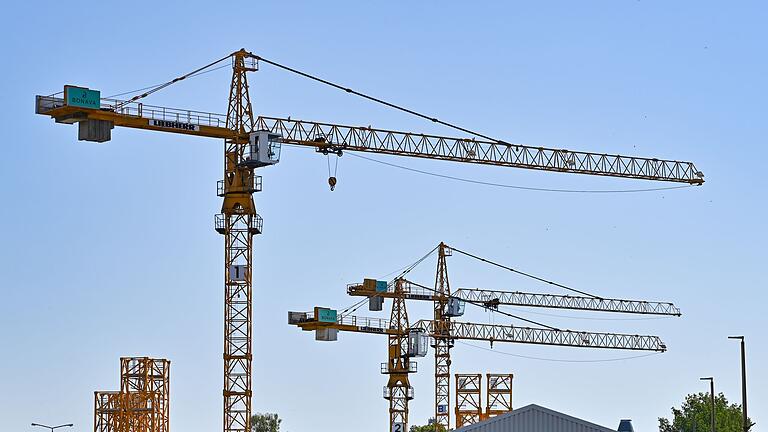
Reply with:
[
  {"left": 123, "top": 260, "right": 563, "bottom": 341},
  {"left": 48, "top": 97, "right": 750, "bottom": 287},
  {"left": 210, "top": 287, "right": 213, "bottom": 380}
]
[{"left": 328, "top": 176, "right": 337, "bottom": 191}]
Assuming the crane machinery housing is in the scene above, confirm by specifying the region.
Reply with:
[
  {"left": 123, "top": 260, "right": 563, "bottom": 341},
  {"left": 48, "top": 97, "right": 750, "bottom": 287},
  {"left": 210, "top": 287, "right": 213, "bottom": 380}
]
[{"left": 35, "top": 49, "right": 704, "bottom": 432}]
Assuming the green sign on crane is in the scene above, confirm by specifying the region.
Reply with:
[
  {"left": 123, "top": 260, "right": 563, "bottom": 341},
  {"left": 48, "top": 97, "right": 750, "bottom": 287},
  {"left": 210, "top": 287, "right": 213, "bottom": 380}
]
[
  {"left": 65, "top": 85, "right": 100, "bottom": 109},
  {"left": 317, "top": 308, "right": 338, "bottom": 323}
]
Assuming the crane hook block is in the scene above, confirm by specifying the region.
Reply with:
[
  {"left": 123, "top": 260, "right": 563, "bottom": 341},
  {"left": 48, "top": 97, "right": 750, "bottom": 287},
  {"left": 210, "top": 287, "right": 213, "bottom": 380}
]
[{"left": 328, "top": 176, "right": 337, "bottom": 191}]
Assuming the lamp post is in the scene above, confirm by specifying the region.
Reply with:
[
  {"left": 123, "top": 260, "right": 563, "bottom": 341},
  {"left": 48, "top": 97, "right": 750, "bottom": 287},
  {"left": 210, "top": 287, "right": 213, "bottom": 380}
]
[
  {"left": 728, "top": 336, "right": 749, "bottom": 432},
  {"left": 700, "top": 377, "right": 715, "bottom": 432},
  {"left": 31, "top": 423, "right": 74, "bottom": 432}
]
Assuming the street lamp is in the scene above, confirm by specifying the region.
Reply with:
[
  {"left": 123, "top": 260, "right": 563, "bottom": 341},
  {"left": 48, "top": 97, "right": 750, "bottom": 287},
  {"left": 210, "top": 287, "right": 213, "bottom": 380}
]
[
  {"left": 700, "top": 377, "right": 715, "bottom": 432},
  {"left": 31, "top": 423, "right": 74, "bottom": 432},
  {"left": 728, "top": 336, "right": 750, "bottom": 432}
]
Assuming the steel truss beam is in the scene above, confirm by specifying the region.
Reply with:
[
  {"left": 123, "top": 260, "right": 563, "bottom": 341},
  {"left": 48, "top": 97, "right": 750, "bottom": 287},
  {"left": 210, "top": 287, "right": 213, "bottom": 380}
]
[
  {"left": 453, "top": 288, "right": 681, "bottom": 316},
  {"left": 254, "top": 117, "right": 703, "bottom": 184},
  {"left": 486, "top": 373, "right": 514, "bottom": 418},
  {"left": 413, "top": 320, "right": 667, "bottom": 352}
]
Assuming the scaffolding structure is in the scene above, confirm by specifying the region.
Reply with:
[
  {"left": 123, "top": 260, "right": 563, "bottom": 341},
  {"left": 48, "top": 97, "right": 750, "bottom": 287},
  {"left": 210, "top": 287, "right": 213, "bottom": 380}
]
[
  {"left": 455, "top": 374, "right": 483, "bottom": 428},
  {"left": 486, "top": 374, "right": 513, "bottom": 418},
  {"left": 454, "top": 373, "right": 514, "bottom": 428},
  {"left": 94, "top": 357, "right": 170, "bottom": 432}
]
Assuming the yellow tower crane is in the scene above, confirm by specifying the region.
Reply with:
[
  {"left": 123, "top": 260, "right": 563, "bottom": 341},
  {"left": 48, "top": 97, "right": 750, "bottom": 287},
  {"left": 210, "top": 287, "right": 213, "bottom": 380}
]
[{"left": 36, "top": 49, "right": 703, "bottom": 432}]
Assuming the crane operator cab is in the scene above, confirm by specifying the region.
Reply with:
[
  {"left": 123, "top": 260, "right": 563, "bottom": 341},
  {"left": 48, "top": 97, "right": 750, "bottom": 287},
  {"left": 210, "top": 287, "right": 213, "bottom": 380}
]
[
  {"left": 243, "top": 130, "right": 282, "bottom": 168},
  {"left": 446, "top": 297, "right": 466, "bottom": 317},
  {"left": 407, "top": 329, "right": 429, "bottom": 357}
]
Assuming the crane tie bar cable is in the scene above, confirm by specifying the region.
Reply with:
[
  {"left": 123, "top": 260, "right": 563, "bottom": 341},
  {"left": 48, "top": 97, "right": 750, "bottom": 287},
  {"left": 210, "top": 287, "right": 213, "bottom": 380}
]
[
  {"left": 448, "top": 245, "right": 602, "bottom": 299},
  {"left": 253, "top": 55, "right": 512, "bottom": 146},
  {"left": 339, "top": 245, "right": 439, "bottom": 318},
  {"left": 115, "top": 53, "right": 233, "bottom": 109}
]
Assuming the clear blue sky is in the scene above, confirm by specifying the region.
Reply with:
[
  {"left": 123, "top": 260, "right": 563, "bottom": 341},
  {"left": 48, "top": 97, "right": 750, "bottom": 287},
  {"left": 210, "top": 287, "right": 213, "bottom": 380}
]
[{"left": 2, "top": 1, "right": 766, "bottom": 431}]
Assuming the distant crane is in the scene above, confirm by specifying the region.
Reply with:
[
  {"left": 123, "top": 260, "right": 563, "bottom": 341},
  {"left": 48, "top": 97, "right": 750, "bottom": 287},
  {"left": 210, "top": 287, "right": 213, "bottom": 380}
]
[
  {"left": 36, "top": 49, "right": 702, "bottom": 432},
  {"left": 291, "top": 242, "right": 681, "bottom": 431}
]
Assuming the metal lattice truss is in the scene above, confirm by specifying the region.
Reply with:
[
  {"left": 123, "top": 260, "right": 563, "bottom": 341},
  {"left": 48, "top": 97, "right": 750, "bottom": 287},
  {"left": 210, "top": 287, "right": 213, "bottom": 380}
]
[
  {"left": 413, "top": 320, "right": 666, "bottom": 352},
  {"left": 120, "top": 358, "right": 170, "bottom": 432},
  {"left": 433, "top": 244, "right": 452, "bottom": 431},
  {"left": 453, "top": 288, "right": 681, "bottom": 316},
  {"left": 453, "top": 372, "right": 514, "bottom": 428},
  {"left": 33, "top": 93, "right": 705, "bottom": 185},
  {"left": 455, "top": 374, "right": 483, "bottom": 428},
  {"left": 289, "top": 313, "right": 666, "bottom": 352},
  {"left": 220, "top": 51, "right": 259, "bottom": 432},
  {"left": 93, "top": 357, "right": 170, "bottom": 432},
  {"left": 223, "top": 214, "right": 254, "bottom": 432},
  {"left": 254, "top": 116, "right": 704, "bottom": 184},
  {"left": 384, "top": 280, "right": 414, "bottom": 431},
  {"left": 486, "top": 374, "right": 513, "bottom": 417},
  {"left": 94, "top": 392, "right": 157, "bottom": 432}
]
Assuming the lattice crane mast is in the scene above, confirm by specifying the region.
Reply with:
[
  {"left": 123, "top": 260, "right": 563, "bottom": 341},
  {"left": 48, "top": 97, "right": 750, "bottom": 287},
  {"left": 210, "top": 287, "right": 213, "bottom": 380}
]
[{"left": 35, "top": 49, "right": 703, "bottom": 432}]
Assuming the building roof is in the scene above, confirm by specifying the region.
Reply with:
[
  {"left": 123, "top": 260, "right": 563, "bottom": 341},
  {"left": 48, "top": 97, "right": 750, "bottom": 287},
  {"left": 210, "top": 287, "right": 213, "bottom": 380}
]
[{"left": 454, "top": 404, "right": 617, "bottom": 432}]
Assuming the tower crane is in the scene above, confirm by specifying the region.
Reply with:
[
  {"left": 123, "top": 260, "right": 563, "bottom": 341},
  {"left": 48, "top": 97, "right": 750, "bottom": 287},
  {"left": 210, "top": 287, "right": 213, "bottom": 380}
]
[
  {"left": 35, "top": 49, "right": 703, "bottom": 432},
  {"left": 293, "top": 242, "right": 681, "bottom": 431}
]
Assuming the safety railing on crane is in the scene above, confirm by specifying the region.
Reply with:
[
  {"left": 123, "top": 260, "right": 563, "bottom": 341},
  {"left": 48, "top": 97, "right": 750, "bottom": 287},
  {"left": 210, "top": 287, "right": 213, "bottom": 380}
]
[
  {"left": 289, "top": 310, "right": 392, "bottom": 331},
  {"left": 36, "top": 93, "right": 228, "bottom": 129}
]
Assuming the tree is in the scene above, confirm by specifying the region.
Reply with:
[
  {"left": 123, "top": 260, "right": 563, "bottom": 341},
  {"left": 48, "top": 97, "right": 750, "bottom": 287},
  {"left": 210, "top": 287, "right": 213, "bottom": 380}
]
[
  {"left": 659, "top": 392, "right": 753, "bottom": 432},
  {"left": 251, "top": 413, "right": 282, "bottom": 432},
  {"left": 410, "top": 421, "right": 446, "bottom": 432}
]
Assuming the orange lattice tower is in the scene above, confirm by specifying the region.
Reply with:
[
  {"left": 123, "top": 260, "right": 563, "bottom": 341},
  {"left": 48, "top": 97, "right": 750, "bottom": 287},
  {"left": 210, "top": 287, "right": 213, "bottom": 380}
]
[
  {"left": 93, "top": 357, "right": 170, "bottom": 432},
  {"left": 485, "top": 373, "right": 513, "bottom": 418},
  {"left": 455, "top": 374, "right": 483, "bottom": 428}
]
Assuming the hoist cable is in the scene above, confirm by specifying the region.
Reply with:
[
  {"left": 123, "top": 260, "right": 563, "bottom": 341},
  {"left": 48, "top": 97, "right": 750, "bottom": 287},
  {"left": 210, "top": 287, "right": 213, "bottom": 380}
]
[{"left": 282, "top": 143, "right": 692, "bottom": 194}]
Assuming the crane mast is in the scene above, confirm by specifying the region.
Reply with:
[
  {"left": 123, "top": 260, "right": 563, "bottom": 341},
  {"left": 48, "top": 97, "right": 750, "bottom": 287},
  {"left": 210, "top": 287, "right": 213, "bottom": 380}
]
[
  {"left": 219, "top": 50, "right": 260, "bottom": 432},
  {"left": 433, "top": 243, "right": 453, "bottom": 429},
  {"left": 385, "top": 279, "right": 416, "bottom": 431}
]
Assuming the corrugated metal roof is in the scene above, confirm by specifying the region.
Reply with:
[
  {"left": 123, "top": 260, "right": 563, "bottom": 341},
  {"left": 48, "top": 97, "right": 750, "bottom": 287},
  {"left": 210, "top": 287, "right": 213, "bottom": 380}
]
[{"left": 454, "top": 404, "right": 617, "bottom": 432}]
